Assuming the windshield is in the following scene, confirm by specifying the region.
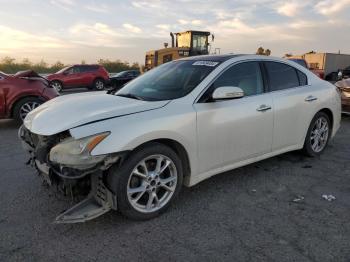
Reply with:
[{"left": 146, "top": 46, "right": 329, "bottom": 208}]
[
  {"left": 56, "top": 66, "right": 70, "bottom": 74},
  {"left": 116, "top": 60, "right": 219, "bottom": 101}
]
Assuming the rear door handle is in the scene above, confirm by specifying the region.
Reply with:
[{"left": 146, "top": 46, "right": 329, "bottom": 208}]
[
  {"left": 305, "top": 95, "right": 318, "bottom": 102},
  {"left": 256, "top": 104, "right": 272, "bottom": 112}
]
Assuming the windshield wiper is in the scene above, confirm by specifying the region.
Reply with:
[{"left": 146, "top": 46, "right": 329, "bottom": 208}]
[{"left": 116, "top": 93, "right": 145, "bottom": 101}]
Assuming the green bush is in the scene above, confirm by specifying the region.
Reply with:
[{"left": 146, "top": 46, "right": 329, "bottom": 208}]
[{"left": 0, "top": 57, "right": 141, "bottom": 74}]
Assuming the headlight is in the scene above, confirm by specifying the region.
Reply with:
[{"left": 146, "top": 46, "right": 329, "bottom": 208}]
[{"left": 49, "top": 132, "right": 110, "bottom": 168}]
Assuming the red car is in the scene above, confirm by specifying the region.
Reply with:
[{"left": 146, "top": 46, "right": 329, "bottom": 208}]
[
  {"left": 0, "top": 70, "right": 59, "bottom": 122},
  {"left": 47, "top": 64, "right": 109, "bottom": 92}
]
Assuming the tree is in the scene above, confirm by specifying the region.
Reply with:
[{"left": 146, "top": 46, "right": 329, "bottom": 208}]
[
  {"left": 51, "top": 61, "right": 65, "bottom": 72},
  {"left": 256, "top": 47, "right": 265, "bottom": 55},
  {"left": 256, "top": 47, "right": 271, "bottom": 56},
  {"left": 21, "top": 58, "right": 32, "bottom": 67},
  {"left": 0, "top": 57, "right": 141, "bottom": 74},
  {"left": 1, "top": 56, "right": 16, "bottom": 65}
]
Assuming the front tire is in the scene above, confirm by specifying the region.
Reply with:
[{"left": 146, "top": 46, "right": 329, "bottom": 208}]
[
  {"left": 303, "top": 112, "right": 331, "bottom": 156},
  {"left": 107, "top": 143, "right": 183, "bottom": 220}
]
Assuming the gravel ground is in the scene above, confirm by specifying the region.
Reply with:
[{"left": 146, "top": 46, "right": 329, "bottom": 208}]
[{"left": 0, "top": 116, "right": 349, "bottom": 262}]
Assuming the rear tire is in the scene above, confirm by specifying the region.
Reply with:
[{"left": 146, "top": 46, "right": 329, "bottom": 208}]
[
  {"left": 93, "top": 78, "right": 105, "bottom": 90},
  {"left": 302, "top": 112, "right": 331, "bottom": 157},
  {"left": 107, "top": 142, "right": 183, "bottom": 220},
  {"left": 13, "top": 97, "right": 43, "bottom": 122}
]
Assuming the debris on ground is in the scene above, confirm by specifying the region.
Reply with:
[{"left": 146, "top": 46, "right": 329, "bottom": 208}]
[
  {"left": 322, "top": 194, "right": 336, "bottom": 201},
  {"left": 302, "top": 165, "right": 312, "bottom": 169},
  {"left": 292, "top": 195, "right": 305, "bottom": 203},
  {"left": 263, "top": 166, "right": 279, "bottom": 172}
]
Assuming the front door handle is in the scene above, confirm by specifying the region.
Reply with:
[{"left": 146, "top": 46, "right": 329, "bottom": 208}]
[
  {"left": 256, "top": 104, "right": 272, "bottom": 112},
  {"left": 305, "top": 95, "right": 318, "bottom": 102}
]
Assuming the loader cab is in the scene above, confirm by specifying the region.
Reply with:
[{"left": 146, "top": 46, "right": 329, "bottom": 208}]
[
  {"left": 145, "top": 30, "right": 211, "bottom": 71},
  {"left": 176, "top": 31, "right": 210, "bottom": 56}
]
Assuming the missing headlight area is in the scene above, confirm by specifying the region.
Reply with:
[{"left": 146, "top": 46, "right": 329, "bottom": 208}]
[{"left": 18, "top": 125, "right": 120, "bottom": 223}]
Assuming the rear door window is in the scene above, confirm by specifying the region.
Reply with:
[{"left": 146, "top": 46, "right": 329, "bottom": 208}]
[
  {"left": 90, "top": 65, "right": 99, "bottom": 71},
  {"left": 72, "top": 66, "right": 81, "bottom": 74},
  {"left": 265, "top": 62, "right": 300, "bottom": 91},
  {"left": 79, "top": 65, "right": 98, "bottom": 73}
]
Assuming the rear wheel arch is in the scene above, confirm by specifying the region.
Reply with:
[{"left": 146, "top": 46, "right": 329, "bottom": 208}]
[
  {"left": 302, "top": 109, "right": 332, "bottom": 156},
  {"left": 318, "top": 108, "right": 333, "bottom": 132},
  {"left": 303, "top": 108, "right": 333, "bottom": 140}
]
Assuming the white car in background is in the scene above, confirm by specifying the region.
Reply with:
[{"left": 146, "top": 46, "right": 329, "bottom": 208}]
[{"left": 19, "top": 55, "right": 341, "bottom": 223}]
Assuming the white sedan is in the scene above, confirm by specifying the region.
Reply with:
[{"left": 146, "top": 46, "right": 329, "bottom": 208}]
[{"left": 20, "top": 55, "right": 341, "bottom": 223}]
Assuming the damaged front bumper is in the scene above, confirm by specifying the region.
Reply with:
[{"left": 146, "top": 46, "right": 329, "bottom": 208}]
[
  {"left": 18, "top": 125, "right": 121, "bottom": 224},
  {"left": 54, "top": 174, "right": 117, "bottom": 224}
]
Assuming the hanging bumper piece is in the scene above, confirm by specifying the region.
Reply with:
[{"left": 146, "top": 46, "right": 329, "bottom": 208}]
[{"left": 54, "top": 175, "right": 117, "bottom": 224}]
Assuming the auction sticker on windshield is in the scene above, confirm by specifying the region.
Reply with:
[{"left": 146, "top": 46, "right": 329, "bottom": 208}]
[{"left": 192, "top": 61, "right": 219, "bottom": 67}]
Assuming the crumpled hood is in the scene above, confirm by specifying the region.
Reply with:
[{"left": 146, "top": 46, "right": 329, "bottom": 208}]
[
  {"left": 24, "top": 92, "right": 169, "bottom": 136},
  {"left": 14, "top": 70, "right": 41, "bottom": 78}
]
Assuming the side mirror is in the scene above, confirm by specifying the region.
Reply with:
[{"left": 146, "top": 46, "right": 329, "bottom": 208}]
[
  {"left": 338, "top": 70, "right": 343, "bottom": 80},
  {"left": 212, "top": 86, "right": 244, "bottom": 100}
]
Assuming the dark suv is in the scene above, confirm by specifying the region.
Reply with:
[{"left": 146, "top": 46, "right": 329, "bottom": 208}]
[
  {"left": 339, "top": 66, "right": 350, "bottom": 80},
  {"left": 47, "top": 64, "right": 110, "bottom": 92}
]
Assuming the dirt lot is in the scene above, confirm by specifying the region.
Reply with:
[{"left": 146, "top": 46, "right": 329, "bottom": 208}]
[{"left": 0, "top": 116, "right": 349, "bottom": 262}]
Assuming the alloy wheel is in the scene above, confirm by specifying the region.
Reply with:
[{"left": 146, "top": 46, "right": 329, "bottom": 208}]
[
  {"left": 51, "top": 81, "right": 62, "bottom": 92},
  {"left": 95, "top": 80, "right": 104, "bottom": 90},
  {"left": 19, "top": 101, "right": 41, "bottom": 120},
  {"left": 310, "top": 116, "right": 329, "bottom": 153},
  {"left": 127, "top": 154, "right": 178, "bottom": 213}
]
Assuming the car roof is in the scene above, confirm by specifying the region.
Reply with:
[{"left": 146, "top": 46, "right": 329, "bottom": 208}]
[
  {"left": 181, "top": 54, "right": 244, "bottom": 62},
  {"left": 288, "top": 58, "right": 306, "bottom": 61}
]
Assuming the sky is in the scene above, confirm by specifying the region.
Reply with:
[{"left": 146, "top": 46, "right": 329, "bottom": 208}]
[{"left": 0, "top": 0, "right": 350, "bottom": 65}]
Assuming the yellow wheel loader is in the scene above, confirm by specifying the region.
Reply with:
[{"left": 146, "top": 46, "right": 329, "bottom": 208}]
[{"left": 145, "top": 30, "right": 212, "bottom": 70}]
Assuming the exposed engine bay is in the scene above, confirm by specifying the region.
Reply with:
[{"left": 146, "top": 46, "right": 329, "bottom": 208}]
[{"left": 18, "top": 125, "right": 121, "bottom": 223}]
